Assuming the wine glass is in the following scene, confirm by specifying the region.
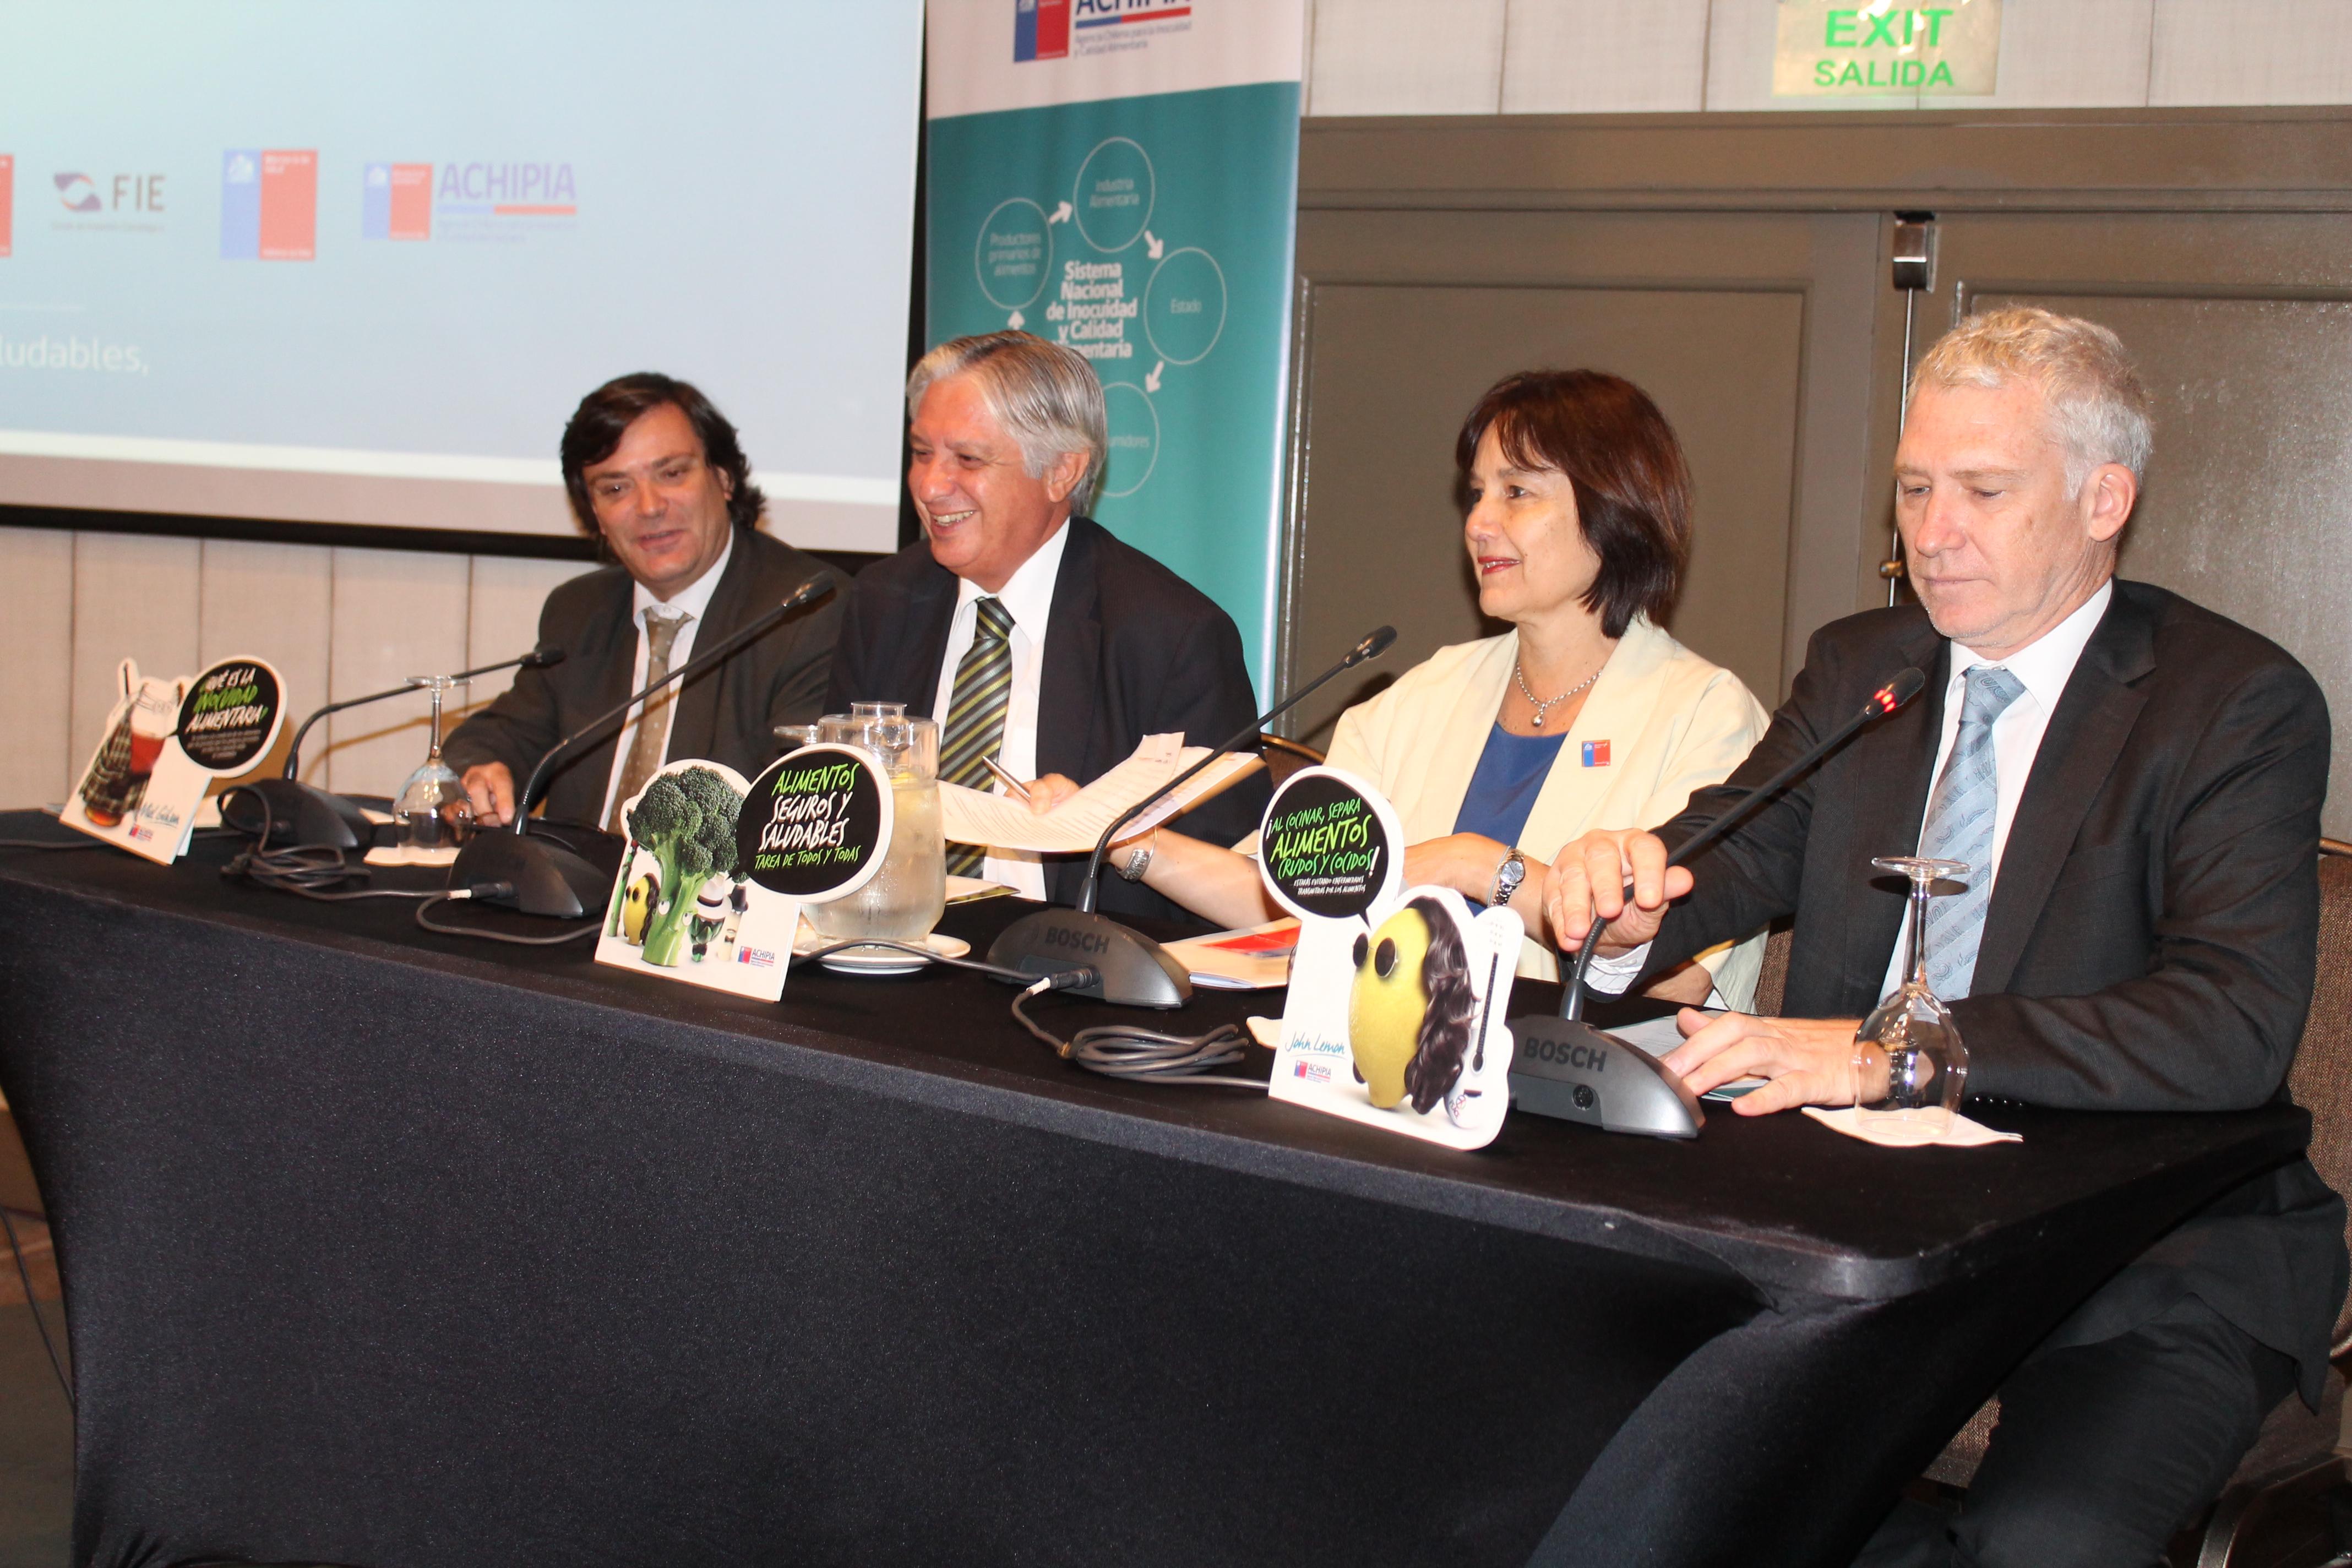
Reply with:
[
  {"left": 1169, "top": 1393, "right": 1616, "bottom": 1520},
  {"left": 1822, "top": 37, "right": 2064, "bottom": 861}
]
[
  {"left": 1852, "top": 856, "right": 1972, "bottom": 1136},
  {"left": 393, "top": 676, "right": 474, "bottom": 853}
]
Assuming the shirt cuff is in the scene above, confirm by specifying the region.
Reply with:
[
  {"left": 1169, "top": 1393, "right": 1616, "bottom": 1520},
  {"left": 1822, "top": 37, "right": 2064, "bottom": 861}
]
[{"left": 1580, "top": 942, "right": 1653, "bottom": 995}]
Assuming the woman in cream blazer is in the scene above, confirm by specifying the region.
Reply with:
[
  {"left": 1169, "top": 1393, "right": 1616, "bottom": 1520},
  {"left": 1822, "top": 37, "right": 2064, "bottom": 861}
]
[
  {"left": 1319, "top": 613, "right": 1765, "bottom": 993},
  {"left": 1036, "top": 368, "right": 1770, "bottom": 1002}
]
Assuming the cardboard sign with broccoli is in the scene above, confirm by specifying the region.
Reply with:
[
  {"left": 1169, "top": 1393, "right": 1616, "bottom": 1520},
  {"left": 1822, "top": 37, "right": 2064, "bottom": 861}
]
[
  {"left": 594, "top": 748, "right": 895, "bottom": 1002},
  {"left": 596, "top": 760, "right": 793, "bottom": 999}
]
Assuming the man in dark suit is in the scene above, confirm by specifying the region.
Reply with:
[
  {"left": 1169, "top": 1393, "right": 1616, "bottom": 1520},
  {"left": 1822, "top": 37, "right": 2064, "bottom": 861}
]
[
  {"left": 827, "top": 331, "right": 1265, "bottom": 924},
  {"left": 1549, "top": 308, "right": 2344, "bottom": 1565},
  {"left": 447, "top": 374, "right": 842, "bottom": 828}
]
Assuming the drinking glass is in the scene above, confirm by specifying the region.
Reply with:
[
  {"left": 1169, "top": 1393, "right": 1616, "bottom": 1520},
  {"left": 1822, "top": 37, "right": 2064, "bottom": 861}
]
[
  {"left": 1852, "top": 856, "right": 1972, "bottom": 1135},
  {"left": 805, "top": 702, "right": 944, "bottom": 944},
  {"left": 393, "top": 676, "right": 474, "bottom": 852}
]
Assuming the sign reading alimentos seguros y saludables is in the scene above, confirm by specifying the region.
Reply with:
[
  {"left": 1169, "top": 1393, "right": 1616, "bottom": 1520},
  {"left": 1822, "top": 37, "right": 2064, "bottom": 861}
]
[{"left": 1775, "top": 0, "right": 2002, "bottom": 96}]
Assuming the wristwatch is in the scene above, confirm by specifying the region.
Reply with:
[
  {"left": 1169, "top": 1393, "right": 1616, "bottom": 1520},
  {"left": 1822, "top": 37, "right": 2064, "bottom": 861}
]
[{"left": 1491, "top": 848, "right": 1527, "bottom": 907}]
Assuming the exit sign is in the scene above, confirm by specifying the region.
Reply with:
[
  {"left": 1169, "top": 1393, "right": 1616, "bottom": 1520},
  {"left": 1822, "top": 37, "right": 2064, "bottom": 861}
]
[{"left": 1774, "top": 0, "right": 2002, "bottom": 97}]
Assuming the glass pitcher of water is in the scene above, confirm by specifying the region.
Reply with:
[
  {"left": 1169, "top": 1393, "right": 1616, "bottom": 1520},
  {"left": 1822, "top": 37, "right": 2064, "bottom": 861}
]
[{"left": 804, "top": 702, "right": 945, "bottom": 943}]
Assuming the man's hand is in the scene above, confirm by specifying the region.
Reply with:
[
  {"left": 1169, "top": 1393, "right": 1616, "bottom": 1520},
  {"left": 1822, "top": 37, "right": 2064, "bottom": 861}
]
[
  {"left": 1543, "top": 829, "right": 1691, "bottom": 957},
  {"left": 1023, "top": 772, "right": 1082, "bottom": 815},
  {"left": 1659, "top": 1009, "right": 1878, "bottom": 1117},
  {"left": 463, "top": 762, "right": 516, "bottom": 827}
]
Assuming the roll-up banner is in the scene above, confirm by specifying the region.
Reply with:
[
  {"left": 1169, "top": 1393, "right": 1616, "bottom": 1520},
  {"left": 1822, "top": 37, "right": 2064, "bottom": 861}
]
[{"left": 923, "top": 1, "right": 1306, "bottom": 698}]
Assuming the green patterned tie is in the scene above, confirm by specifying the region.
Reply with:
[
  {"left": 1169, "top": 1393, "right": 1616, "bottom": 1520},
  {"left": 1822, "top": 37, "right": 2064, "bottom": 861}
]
[{"left": 940, "top": 597, "right": 1016, "bottom": 876}]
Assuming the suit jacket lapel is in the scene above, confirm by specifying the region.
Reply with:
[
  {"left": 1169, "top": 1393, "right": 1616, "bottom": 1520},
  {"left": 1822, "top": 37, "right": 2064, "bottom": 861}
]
[
  {"left": 1036, "top": 521, "right": 1101, "bottom": 782},
  {"left": 1838, "top": 625, "right": 1949, "bottom": 1003},
  {"left": 667, "top": 535, "right": 750, "bottom": 764},
  {"left": 894, "top": 565, "right": 960, "bottom": 721},
  {"left": 1970, "top": 589, "right": 2154, "bottom": 996}
]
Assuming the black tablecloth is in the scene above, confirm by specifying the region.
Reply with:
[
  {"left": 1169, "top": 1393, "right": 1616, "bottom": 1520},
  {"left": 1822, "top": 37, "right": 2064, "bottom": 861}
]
[{"left": 0, "top": 813, "right": 2313, "bottom": 1568}]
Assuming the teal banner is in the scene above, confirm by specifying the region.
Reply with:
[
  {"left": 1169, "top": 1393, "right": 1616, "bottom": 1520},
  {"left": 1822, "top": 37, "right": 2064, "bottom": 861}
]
[{"left": 925, "top": 77, "right": 1300, "bottom": 698}]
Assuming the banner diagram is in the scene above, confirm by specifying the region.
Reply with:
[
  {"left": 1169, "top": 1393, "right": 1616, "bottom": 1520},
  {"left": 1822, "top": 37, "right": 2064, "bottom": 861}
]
[{"left": 924, "top": 2, "right": 1304, "bottom": 696}]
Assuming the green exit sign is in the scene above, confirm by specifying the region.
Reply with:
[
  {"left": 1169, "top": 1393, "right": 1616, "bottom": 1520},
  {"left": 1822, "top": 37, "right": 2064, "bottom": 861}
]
[{"left": 1774, "top": 0, "right": 2002, "bottom": 96}]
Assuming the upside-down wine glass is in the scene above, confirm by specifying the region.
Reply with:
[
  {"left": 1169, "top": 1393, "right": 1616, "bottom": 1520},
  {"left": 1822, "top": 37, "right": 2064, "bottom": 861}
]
[
  {"left": 1851, "top": 856, "right": 1972, "bottom": 1136},
  {"left": 393, "top": 675, "right": 475, "bottom": 852}
]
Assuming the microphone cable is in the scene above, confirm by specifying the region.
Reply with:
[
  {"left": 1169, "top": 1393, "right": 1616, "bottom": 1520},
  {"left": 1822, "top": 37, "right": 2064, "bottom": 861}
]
[
  {"left": 414, "top": 888, "right": 601, "bottom": 945},
  {"left": 215, "top": 786, "right": 445, "bottom": 904},
  {"left": 790, "top": 942, "right": 1263, "bottom": 1088}
]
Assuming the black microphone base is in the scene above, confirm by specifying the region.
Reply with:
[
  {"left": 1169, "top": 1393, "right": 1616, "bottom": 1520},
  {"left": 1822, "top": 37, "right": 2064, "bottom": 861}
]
[
  {"left": 1506, "top": 1016, "right": 1704, "bottom": 1139},
  {"left": 987, "top": 908, "right": 1193, "bottom": 1009},
  {"left": 241, "top": 777, "right": 374, "bottom": 850},
  {"left": 449, "top": 830, "right": 616, "bottom": 920}
]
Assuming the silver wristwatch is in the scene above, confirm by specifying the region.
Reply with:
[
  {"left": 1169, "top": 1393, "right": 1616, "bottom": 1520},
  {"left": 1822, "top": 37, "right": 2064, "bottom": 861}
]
[{"left": 1491, "top": 848, "right": 1527, "bottom": 906}]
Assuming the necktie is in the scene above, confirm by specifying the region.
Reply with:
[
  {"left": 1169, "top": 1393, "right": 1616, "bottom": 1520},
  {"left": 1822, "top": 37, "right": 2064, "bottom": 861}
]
[
  {"left": 1917, "top": 665, "right": 2027, "bottom": 999},
  {"left": 939, "top": 597, "right": 1016, "bottom": 877},
  {"left": 607, "top": 608, "right": 689, "bottom": 834}
]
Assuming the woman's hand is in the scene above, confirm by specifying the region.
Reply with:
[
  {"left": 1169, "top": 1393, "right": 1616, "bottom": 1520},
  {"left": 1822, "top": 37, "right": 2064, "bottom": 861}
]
[
  {"left": 1402, "top": 834, "right": 1511, "bottom": 902},
  {"left": 1021, "top": 772, "right": 1082, "bottom": 815}
]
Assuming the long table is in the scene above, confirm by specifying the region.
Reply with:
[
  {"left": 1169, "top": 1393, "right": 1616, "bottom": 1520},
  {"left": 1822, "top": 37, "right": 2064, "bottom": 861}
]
[{"left": 0, "top": 812, "right": 2313, "bottom": 1568}]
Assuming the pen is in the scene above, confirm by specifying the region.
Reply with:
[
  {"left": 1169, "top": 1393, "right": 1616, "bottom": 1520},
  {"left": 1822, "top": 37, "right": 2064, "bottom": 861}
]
[{"left": 980, "top": 754, "right": 1033, "bottom": 802}]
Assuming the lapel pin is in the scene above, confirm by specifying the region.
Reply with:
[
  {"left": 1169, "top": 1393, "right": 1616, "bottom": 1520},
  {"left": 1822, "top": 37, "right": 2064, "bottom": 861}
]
[{"left": 1581, "top": 740, "right": 1610, "bottom": 767}]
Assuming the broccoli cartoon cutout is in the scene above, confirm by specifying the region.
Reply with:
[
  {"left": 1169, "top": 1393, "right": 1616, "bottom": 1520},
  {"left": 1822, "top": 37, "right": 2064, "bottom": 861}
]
[{"left": 624, "top": 765, "right": 746, "bottom": 966}]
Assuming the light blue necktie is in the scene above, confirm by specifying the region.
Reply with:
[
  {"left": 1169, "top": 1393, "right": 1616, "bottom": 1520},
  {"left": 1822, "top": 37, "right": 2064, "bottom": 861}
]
[{"left": 1917, "top": 665, "right": 2027, "bottom": 999}]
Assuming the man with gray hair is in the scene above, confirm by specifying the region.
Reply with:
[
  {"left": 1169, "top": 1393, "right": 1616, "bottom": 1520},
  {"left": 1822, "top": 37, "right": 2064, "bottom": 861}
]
[
  {"left": 826, "top": 330, "right": 1265, "bottom": 920},
  {"left": 1546, "top": 307, "right": 2343, "bottom": 1563}
]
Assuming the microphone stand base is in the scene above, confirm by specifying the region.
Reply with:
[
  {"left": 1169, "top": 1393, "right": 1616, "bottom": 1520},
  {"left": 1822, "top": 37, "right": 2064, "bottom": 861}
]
[
  {"left": 1506, "top": 1015, "right": 1705, "bottom": 1139},
  {"left": 987, "top": 908, "right": 1193, "bottom": 1009},
  {"left": 241, "top": 777, "right": 374, "bottom": 851},
  {"left": 450, "top": 830, "right": 615, "bottom": 920}
]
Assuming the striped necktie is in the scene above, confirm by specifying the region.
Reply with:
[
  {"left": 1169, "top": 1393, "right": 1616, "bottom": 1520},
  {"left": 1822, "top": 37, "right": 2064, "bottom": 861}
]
[
  {"left": 606, "top": 607, "right": 689, "bottom": 834},
  {"left": 940, "top": 597, "right": 1016, "bottom": 877},
  {"left": 1917, "top": 665, "right": 2027, "bottom": 999}
]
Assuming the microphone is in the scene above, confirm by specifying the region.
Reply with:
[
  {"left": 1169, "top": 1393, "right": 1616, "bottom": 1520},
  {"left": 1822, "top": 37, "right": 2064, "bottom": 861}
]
[
  {"left": 243, "top": 644, "right": 567, "bottom": 848},
  {"left": 986, "top": 625, "right": 1398, "bottom": 1008},
  {"left": 449, "top": 578, "right": 836, "bottom": 917},
  {"left": 1508, "top": 665, "right": 1928, "bottom": 1139}
]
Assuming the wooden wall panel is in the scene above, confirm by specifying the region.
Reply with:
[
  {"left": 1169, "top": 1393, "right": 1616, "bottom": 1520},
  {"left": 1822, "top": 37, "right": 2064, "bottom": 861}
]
[
  {"left": 1307, "top": 0, "right": 1507, "bottom": 116},
  {"left": 323, "top": 548, "right": 472, "bottom": 800},
  {"left": 0, "top": 528, "right": 77, "bottom": 808},
  {"left": 1501, "top": 0, "right": 1711, "bottom": 115},
  {"left": 69, "top": 532, "right": 202, "bottom": 795},
  {"left": 198, "top": 541, "right": 333, "bottom": 782},
  {"left": 2150, "top": 0, "right": 2352, "bottom": 106}
]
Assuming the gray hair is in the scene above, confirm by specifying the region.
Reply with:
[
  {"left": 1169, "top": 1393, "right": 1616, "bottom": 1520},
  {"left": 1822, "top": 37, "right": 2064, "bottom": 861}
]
[
  {"left": 906, "top": 331, "right": 1107, "bottom": 510},
  {"left": 1910, "top": 306, "right": 2154, "bottom": 495}
]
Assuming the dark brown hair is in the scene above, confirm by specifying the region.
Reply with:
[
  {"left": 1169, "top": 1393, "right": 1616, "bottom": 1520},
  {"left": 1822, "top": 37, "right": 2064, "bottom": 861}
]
[
  {"left": 1403, "top": 896, "right": 1481, "bottom": 1116},
  {"left": 1454, "top": 370, "right": 1691, "bottom": 639},
  {"left": 560, "top": 373, "right": 765, "bottom": 535}
]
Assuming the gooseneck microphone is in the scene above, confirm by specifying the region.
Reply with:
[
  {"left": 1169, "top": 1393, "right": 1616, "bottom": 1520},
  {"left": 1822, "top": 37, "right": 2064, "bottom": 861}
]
[
  {"left": 450, "top": 577, "right": 836, "bottom": 916},
  {"left": 987, "top": 625, "right": 1398, "bottom": 1008},
  {"left": 1509, "top": 666, "right": 1928, "bottom": 1139},
  {"left": 244, "top": 644, "right": 566, "bottom": 848}
]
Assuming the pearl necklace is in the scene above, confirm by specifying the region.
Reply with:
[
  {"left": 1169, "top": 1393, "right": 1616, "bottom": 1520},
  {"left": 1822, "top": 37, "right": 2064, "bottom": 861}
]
[{"left": 1514, "top": 658, "right": 1602, "bottom": 729}]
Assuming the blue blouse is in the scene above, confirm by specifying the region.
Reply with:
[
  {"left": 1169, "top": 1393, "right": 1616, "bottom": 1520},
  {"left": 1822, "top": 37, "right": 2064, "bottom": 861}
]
[{"left": 1451, "top": 723, "right": 1568, "bottom": 850}]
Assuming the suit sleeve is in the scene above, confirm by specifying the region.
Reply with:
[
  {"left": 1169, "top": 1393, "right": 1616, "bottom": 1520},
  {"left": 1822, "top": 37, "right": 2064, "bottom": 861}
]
[
  {"left": 1955, "top": 660, "right": 2328, "bottom": 1112},
  {"left": 442, "top": 595, "right": 570, "bottom": 780},
  {"left": 822, "top": 574, "right": 875, "bottom": 715},
  {"left": 1156, "top": 603, "right": 1271, "bottom": 850},
  {"left": 1640, "top": 634, "right": 1844, "bottom": 977},
  {"left": 765, "top": 578, "right": 846, "bottom": 733},
  {"left": 1637, "top": 672, "right": 1774, "bottom": 1010}
]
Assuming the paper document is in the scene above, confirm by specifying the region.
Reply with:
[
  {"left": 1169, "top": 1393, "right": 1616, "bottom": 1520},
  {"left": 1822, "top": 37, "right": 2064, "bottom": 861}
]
[
  {"left": 940, "top": 732, "right": 1262, "bottom": 853},
  {"left": 1162, "top": 919, "right": 1298, "bottom": 991}
]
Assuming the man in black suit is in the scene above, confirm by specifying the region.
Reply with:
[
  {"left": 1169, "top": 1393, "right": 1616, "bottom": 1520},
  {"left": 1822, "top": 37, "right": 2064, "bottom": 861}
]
[
  {"left": 827, "top": 331, "right": 1265, "bottom": 924},
  {"left": 446, "top": 374, "right": 842, "bottom": 828},
  {"left": 1548, "top": 308, "right": 2344, "bottom": 1565}
]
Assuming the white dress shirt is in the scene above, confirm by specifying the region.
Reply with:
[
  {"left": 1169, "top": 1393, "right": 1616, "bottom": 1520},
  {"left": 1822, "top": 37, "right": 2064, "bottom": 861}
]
[
  {"left": 1587, "top": 579, "right": 2116, "bottom": 1004},
  {"left": 598, "top": 528, "right": 734, "bottom": 826},
  {"left": 929, "top": 521, "right": 1071, "bottom": 900}
]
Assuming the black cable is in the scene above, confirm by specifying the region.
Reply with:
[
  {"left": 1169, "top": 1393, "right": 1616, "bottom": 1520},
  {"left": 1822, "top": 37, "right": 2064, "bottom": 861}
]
[
  {"left": 791, "top": 939, "right": 1039, "bottom": 984},
  {"left": 0, "top": 1205, "right": 71, "bottom": 1413},
  {"left": 0, "top": 840, "right": 99, "bottom": 850},
  {"left": 413, "top": 894, "right": 600, "bottom": 945},
  {"left": 215, "top": 786, "right": 443, "bottom": 903},
  {"left": 1008, "top": 974, "right": 1263, "bottom": 1087}
]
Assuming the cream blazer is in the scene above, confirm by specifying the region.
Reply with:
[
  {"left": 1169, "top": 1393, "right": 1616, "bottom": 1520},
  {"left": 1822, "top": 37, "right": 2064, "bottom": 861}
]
[{"left": 1324, "top": 615, "right": 1771, "bottom": 994}]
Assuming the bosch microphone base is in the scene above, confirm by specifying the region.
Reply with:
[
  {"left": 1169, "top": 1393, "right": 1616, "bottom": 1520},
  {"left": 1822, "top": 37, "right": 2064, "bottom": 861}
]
[
  {"left": 241, "top": 777, "right": 376, "bottom": 851},
  {"left": 1507, "top": 1016, "right": 1704, "bottom": 1140},
  {"left": 988, "top": 908, "right": 1193, "bottom": 1009},
  {"left": 448, "top": 830, "right": 615, "bottom": 919}
]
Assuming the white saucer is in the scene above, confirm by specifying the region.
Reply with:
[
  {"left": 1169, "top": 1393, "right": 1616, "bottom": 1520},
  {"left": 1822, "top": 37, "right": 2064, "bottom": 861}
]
[{"left": 806, "top": 932, "right": 971, "bottom": 976}]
